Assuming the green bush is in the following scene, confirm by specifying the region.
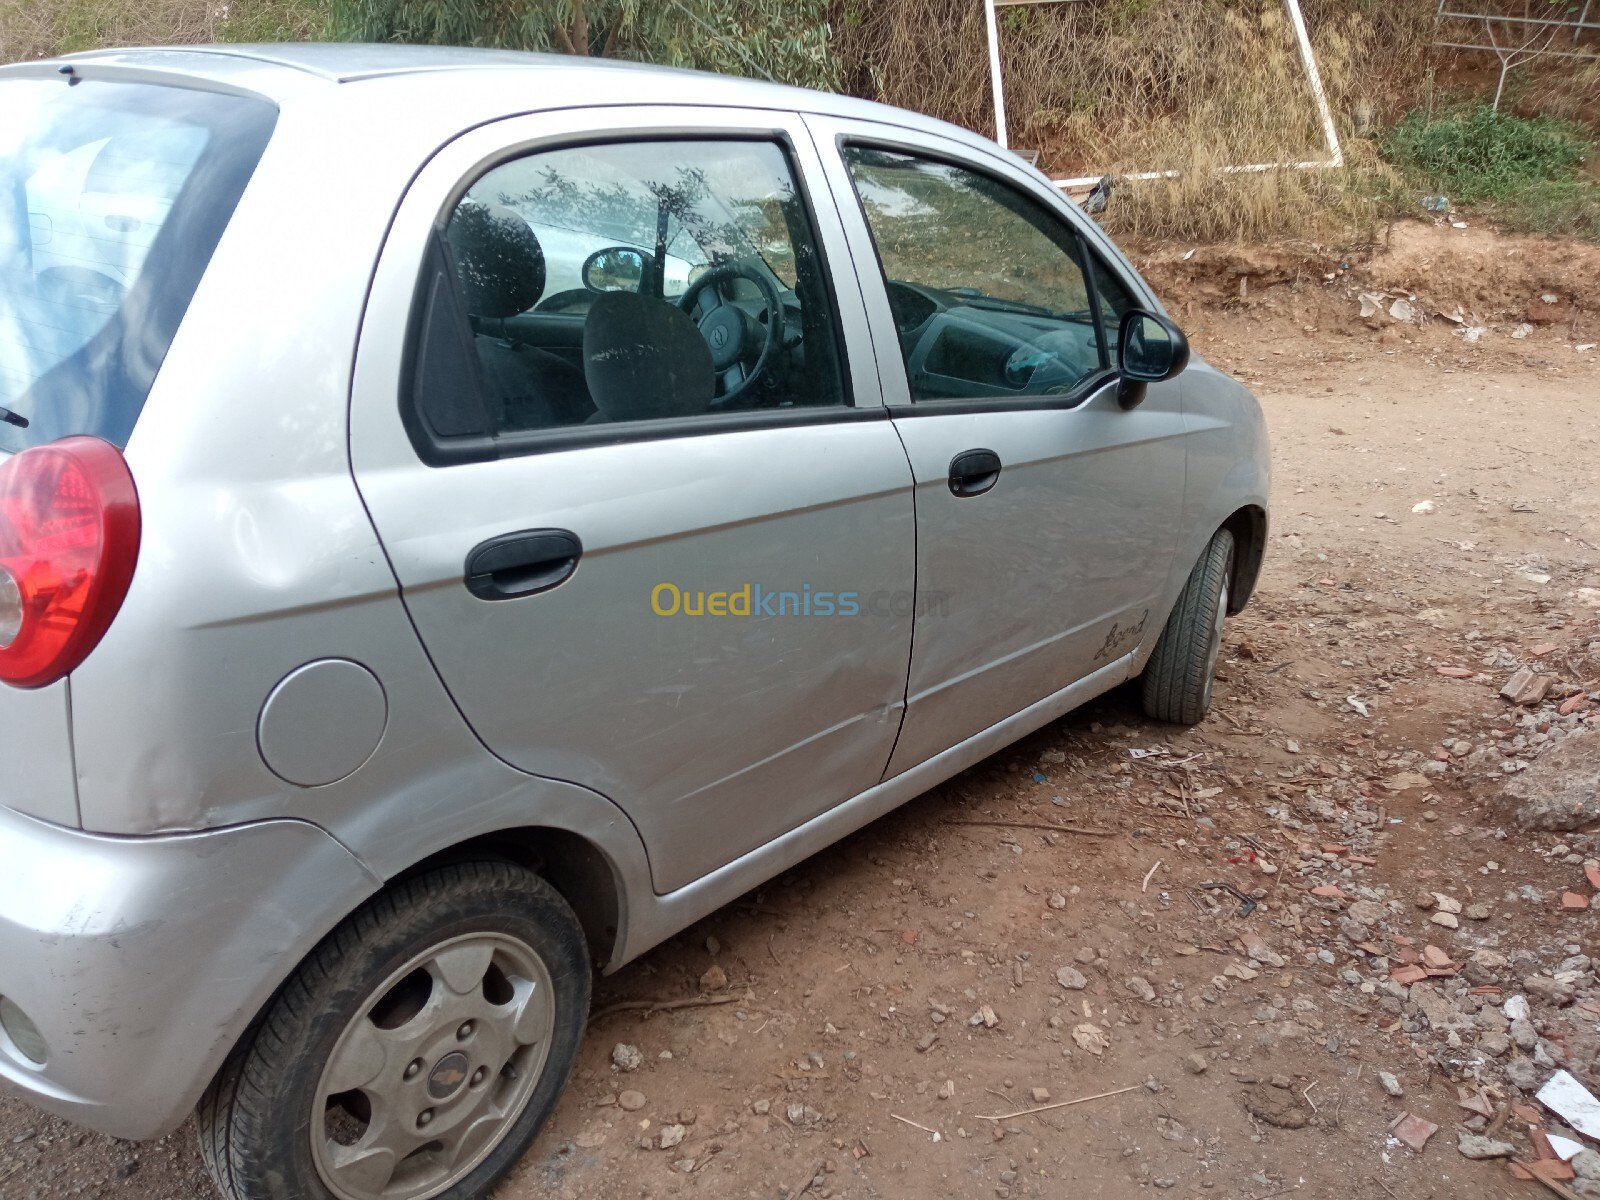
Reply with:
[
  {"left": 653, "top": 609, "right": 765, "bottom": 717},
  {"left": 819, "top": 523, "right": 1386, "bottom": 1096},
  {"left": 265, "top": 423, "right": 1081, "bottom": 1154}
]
[
  {"left": 1496, "top": 178, "right": 1600, "bottom": 240},
  {"left": 1383, "top": 105, "right": 1589, "bottom": 203}
]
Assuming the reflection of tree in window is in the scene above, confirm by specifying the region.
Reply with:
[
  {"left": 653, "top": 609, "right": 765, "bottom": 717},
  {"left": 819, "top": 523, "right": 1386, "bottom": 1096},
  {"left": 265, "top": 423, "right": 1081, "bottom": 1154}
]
[
  {"left": 490, "top": 149, "right": 799, "bottom": 287},
  {"left": 847, "top": 150, "right": 1091, "bottom": 316}
]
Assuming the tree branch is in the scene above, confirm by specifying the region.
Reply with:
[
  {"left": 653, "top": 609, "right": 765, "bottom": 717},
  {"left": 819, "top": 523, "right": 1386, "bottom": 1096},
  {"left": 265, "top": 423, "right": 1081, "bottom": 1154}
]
[{"left": 570, "top": 0, "right": 590, "bottom": 56}]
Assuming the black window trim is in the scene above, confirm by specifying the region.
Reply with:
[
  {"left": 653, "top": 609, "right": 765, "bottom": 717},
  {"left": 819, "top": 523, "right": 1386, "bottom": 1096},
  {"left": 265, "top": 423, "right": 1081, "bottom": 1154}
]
[
  {"left": 835, "top": 134, "right": 1154, "bottom": 418},
  {"left": 403, "top": 126, "right": 868, "bottom": 468}
]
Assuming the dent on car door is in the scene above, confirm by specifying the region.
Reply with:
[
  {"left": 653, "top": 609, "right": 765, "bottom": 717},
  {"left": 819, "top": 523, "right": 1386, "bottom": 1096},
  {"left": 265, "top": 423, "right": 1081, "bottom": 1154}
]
[
  {"left": 804, "top": 119, "right": 1190, "bottom": 775},
  {"left": 350, "top": 110, "right": 917, "bottom": 895}
]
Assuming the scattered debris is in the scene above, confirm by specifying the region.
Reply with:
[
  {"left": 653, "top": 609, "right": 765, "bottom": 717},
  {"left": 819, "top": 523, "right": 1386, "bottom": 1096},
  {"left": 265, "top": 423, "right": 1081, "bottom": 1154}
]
[
  {"left": 1389, "top": 1112, "right": 1439, "bottom": 1152},
  {"left": 1539, "top": 1070, "right": 1600, "bottom": 1140}
]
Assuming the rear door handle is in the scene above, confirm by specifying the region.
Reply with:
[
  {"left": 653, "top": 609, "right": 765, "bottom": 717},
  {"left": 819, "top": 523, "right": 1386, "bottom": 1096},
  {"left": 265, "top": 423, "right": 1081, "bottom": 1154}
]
[
  {"left": 948, "top": 448, "right": 1002, "bottom": 498},
  {"left": 465, "top": 530, "right": 582, "bottom": 600}
]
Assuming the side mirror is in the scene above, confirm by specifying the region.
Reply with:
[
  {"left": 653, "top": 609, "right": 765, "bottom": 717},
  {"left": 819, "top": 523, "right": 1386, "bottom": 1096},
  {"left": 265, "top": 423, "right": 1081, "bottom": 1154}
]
[
  {"left": 582, "top": 247, "right": 651, "bottom": 294},
  {"left": 1116, "top": 309, "right": 1190, "bottom": 409}
]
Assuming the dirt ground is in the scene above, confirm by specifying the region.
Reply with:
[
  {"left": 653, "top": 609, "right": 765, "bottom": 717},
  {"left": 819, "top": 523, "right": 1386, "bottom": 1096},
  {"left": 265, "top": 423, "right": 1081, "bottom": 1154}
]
[{"left": 3, "top": 221, "right": 1598, "bottom": 1200}]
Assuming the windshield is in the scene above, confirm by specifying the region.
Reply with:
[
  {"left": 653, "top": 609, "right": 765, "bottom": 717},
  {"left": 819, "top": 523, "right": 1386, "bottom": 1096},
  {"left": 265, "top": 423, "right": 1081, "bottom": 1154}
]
[{"left": 0, "top": 77, "right": 276, "bottom": 453}]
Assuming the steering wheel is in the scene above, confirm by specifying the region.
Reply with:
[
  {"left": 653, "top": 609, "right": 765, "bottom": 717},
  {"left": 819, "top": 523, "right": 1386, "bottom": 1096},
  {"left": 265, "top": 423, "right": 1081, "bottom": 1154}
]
[{"left": 678, "top": 261, "right": 784, "bottom": 408}]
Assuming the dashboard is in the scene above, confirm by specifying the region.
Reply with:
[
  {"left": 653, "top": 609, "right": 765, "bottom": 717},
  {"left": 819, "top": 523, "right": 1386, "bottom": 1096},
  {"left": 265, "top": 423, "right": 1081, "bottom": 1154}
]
[{"left": 884, "top": 280, "right": 1105, "bottom": 401}]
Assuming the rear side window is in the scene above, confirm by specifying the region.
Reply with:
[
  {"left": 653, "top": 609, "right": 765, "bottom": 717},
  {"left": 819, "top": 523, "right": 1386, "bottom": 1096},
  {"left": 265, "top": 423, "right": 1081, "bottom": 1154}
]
[
  {"left": 408, "top": 138, "right": 850, "bottom": 457},
  {"left": 0, "top": 78, "right": 276, "bottom": 453}
]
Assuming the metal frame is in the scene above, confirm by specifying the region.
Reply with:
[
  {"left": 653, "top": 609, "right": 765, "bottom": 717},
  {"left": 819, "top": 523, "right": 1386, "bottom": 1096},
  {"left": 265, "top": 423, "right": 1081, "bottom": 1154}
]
[
  {"left": 1434, "top": 0, "right": 1599, "bottom": 61},
  {"left": 981, "top": 0, "right": 1345, "bottom": 190}
]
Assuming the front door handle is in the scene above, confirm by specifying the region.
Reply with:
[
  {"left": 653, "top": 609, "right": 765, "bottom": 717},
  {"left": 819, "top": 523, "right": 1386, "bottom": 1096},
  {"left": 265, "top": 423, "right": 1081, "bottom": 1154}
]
[
  {"left": 948, "top": 448, "right": 1002, "bottom": 498},
  {"left": 465, "top": 530, "right": 582, "bottom": 600}
]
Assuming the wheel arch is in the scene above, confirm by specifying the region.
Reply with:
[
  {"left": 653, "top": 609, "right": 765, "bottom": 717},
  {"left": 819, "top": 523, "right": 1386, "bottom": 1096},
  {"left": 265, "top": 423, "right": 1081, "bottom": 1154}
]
[
  {"left": 392, "top": 825, "right": 626, "bottom": 973},
  {"left": 1220, "top": 504, "right": 1267, "bottom": 614}
]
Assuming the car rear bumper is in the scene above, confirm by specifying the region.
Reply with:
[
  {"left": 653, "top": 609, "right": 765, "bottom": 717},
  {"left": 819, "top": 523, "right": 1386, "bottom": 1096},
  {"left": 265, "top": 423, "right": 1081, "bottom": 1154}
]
[{"left": 0, "top": 805, "right": 380, "bottom": 1140}]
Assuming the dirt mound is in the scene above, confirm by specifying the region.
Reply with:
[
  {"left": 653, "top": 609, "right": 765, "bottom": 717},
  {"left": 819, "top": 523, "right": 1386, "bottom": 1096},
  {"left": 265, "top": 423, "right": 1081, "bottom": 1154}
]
[
  {"left": 1131, "top": 221, "right": 1600, "bottom": 346},
  {"left": 1134, "top": 243, "right": 1337, "bottom": 305},
  {"left": 1364, "top": 221, "right": 1600, "bottom": 325}
]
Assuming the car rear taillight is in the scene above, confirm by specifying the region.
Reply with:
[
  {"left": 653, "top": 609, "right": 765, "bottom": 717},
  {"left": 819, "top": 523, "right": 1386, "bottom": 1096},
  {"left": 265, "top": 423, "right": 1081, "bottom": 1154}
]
[{"left": 0, "top": 438, "right": 140, "bottom": 689}]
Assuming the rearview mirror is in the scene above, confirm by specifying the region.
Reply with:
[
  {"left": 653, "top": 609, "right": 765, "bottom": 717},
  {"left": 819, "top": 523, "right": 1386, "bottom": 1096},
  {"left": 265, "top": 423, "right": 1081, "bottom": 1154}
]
[
  {"left": 582, "top": 247, "right": 651, "bottom": 294},
  {"left": 1116, "top": 309, "right": 1190, "bottom": 409}
]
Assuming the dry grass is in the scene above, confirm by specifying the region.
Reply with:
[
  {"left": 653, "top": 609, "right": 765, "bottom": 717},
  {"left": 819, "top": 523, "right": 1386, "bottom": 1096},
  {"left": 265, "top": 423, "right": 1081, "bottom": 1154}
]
[
  {"left": 835, "top": 0, "right": 1433, "bottom": 243},
  {"left": 0, "top": 0, "right": 317, "bottom": 62}
]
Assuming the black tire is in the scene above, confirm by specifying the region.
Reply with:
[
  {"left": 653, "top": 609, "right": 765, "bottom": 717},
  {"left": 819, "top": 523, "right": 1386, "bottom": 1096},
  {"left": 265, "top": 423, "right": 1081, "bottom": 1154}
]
[
  {"left": 1141, "top": 528, "right": 1235, "bottom": 726},
  {"left": 198, "top": 860, "right": 590, "bottom": 1200}
]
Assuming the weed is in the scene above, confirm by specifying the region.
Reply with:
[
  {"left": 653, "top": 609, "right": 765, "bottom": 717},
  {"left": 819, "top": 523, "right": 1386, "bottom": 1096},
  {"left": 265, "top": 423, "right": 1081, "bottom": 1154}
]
[{"left": 1383, "top": 105, "right": 1590, "bottom": 202}]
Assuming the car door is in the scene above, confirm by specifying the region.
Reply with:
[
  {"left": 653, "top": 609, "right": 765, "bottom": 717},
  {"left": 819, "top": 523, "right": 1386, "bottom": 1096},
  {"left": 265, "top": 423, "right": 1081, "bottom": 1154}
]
[
  {"left": 350, "top": 108, "right": 917, "bottom": 894},
  {"left": 805, "top": 117, "right": 1188, "bottom": 777}
]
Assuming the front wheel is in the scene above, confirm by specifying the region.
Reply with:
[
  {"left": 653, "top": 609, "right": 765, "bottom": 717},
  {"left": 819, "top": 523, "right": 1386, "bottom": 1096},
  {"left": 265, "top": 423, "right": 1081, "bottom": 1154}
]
[
  {"left": 199, "top": 860, "right": 591, "bottom": 1200},
  {"left": 1141, "top": 528, "right": 1235, "bottom": 725}
]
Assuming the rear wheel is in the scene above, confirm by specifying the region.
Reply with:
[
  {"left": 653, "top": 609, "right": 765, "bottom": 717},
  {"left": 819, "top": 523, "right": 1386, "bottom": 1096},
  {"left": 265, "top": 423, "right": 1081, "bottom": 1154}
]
[
  {"left": 1141, "top": 528, "right": 1235, "bottom": 726},
  {"left": 199, "top": 861, "right": 590, "bottom": 1200}
]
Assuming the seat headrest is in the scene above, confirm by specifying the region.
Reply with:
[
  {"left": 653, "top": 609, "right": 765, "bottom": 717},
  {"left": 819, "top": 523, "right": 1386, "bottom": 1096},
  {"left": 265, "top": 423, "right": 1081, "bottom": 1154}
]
[
  {"left": 583, "top": 291, "right": 714, "bottom": 424},
  {"left": 446, "top": 202, "right": 546, "bottom": 319}
]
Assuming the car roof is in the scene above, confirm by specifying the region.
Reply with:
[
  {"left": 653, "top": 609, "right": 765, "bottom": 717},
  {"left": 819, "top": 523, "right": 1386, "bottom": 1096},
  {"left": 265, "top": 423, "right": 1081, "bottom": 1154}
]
[{"left": 32, "top": 43, "right": 952, "bottom": 138}]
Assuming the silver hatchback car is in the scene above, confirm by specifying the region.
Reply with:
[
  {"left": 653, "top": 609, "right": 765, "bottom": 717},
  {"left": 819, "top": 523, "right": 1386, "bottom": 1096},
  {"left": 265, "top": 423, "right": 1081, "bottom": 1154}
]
[{"left": 0, "top": 43, "right": 1269, "bottom": 1200}]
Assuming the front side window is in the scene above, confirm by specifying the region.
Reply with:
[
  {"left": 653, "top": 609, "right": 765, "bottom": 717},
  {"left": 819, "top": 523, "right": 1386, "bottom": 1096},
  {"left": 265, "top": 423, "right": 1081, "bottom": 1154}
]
[
  {"left": 0, "top": 78, "right": 275, "bottom": 452},
  {"left": 421, "top": 138, "right": 847, "bottom": 441},
  {"left": 843, "top": 146, "right": 1115, "bottom": 404}
]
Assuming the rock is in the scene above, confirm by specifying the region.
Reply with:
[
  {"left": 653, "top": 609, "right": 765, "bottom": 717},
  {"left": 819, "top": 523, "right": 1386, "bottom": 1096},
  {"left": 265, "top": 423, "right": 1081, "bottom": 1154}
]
[
  {"left": 915, "top": 1033, "right": 938, "bottom": 1053},
  {"left": 1457, "top": 1132, "right": 1515, "bottom": 1159},
  {"left": 1156, "top": 1116, "right": 1187, "bottom": 1141},
  {"left": 658, "top": 1124, "right": 687, "bottom": 1150},
  {"left": 1506, "top": 1058, "right": 1542, "bottom": 1091},
  {"left": 1501, "top": 731, "right": 1600, "bottom": 831},
  {"left": 1243, "top": 1085, "right": 1308, "bottom": 1129},
  {"left": 1465, "top": 904, "right": 1492, "bottom": 921},
  {"left": 1511, "top": 1018, "right": 1539, "bottom": 1051},
  {"left": 1575, "top": 1150, "right": 1600, "bottom": 1181},
  {"left": 1526, "top": 976, "right": 1578, "bottom": 1007},
  {"left": 1413, "top": 891, "right": 1436, "bottom": 911},
  {"left": 1349, "top": 900, "right": 1387, "bottom": 926},
  {"left": 1183, "top": 1053, "right": 1208, "bottom": 1075},
  {"left": 1378, "top": 1071, "right": 1404, "bottom": 1097},
  {"left": 618, "top": 1090, "right": 647, "bottom": 1112},
  {"left": 612, "top": 1043, "right": 644, "bottom": 1073},
  {"left": 1243, "top": 935, "right": 1288, "bottom": 968},
  {"left": 1411, "top": 983, "right": 1472, "bottom": 1033},
  {"left": 1479, "top": 1032, "right": 1511, "bottom": 1057},
  {"left": 937, "top": 1079, "right": 955, "bottom": 1100},
  {"left": 1504, "top": 994, "right": 1531, "bottom": 1020},
  {"left": 1056, "top": 966, "right": 1089, "bottom": 990},
  {"left": 753, "top": 1098, "right": 771, "bottom": 1115},
  {"left": 1431, "top": 912, "right": 1460, "bottom": 929},
  {"left": 1433, "top": 893, "right": 1463, "bottom": 915},
  {"left": 1072, "top": 1024, "right": 1111, "bottom": 1056},
  {"left": 699, "top": 964, "right": 728, "bottom": 991},
  {"left": 1126, "top": 976, "right": 1157, "bottom": 1002},
  {"left": 1030, "top": 1087, "right": 1050, "bottom": 1103}
]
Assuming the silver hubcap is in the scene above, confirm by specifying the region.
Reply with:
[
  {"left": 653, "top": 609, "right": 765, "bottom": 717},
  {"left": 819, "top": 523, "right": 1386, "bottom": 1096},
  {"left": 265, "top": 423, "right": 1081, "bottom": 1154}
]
[
  {"left": 311, "top": 933, "right": 555, "bottom": 1200},
  {"left": 1201, "top": 570, "right": 1231, "bottom": 709}
]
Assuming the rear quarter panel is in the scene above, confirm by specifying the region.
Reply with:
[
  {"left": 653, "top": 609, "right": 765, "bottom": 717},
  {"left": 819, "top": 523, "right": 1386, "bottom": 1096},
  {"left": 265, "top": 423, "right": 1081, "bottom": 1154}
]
[{"left": 0, "top": 680, "right": 78, "bottom": 826}]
